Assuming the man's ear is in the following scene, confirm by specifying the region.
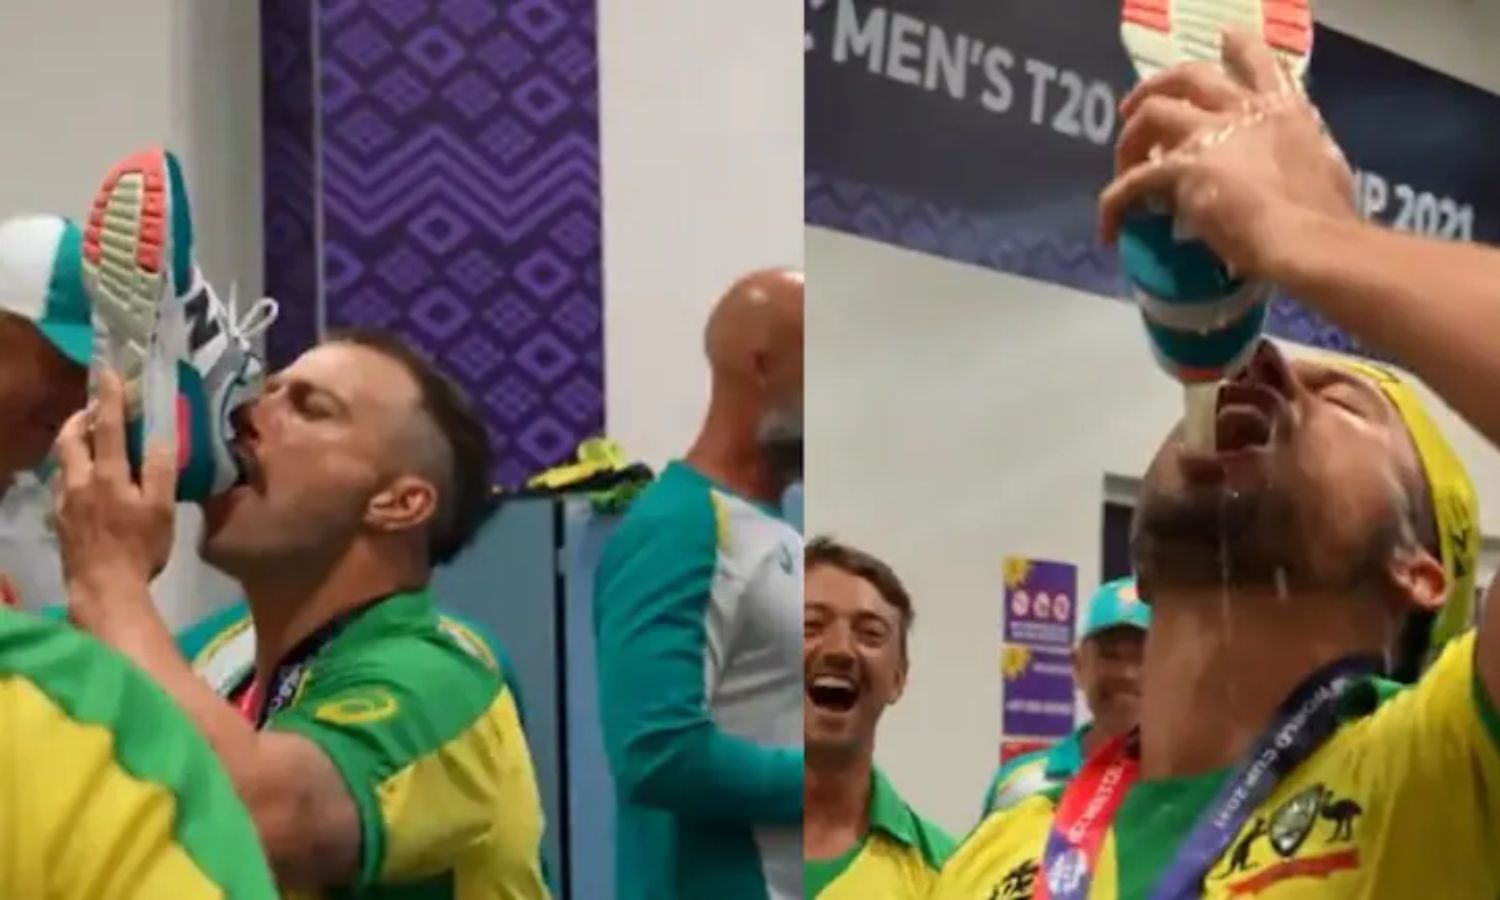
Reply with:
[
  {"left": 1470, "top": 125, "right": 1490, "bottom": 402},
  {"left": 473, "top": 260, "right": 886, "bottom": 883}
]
[
  {"left": 1389, "top": 546, "right": 1448, "bottom": 614},
  {"left": 366, "top": 475, "right": 439, "bottom": 535}
]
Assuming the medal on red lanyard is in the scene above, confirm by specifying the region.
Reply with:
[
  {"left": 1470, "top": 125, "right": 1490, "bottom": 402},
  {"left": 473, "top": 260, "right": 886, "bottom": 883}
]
[{"left": 1036, "top": 655, "right": 1378, "bottom": 900}]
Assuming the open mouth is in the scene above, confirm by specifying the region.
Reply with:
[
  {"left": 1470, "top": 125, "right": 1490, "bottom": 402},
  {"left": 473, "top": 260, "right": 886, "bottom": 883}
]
[
  {"left": 807, "top": 674, "right": 861, "bottom": 713},
  {"left": 227, "top": 405, "right": 263, "bottom": 490},
  {"left": 231, "top": 443, "right": 265, "bottom": 493},
  {"left": 1213, "top": 382, "right": 1284, "bottom": 453}
]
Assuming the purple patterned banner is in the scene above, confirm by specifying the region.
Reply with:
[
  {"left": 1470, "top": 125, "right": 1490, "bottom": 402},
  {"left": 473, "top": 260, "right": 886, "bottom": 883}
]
[
  {"left": 261, "top": 0, "right": 319, "bottom": 367},
  {"left": 263, "top": 0, "right": 603, "bottom": 486}
]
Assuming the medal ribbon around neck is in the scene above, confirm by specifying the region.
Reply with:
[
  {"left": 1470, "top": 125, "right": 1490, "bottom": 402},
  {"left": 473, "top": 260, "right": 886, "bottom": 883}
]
[{"left": 1036, "top": 654, "right": 1380, "bottom": 900}]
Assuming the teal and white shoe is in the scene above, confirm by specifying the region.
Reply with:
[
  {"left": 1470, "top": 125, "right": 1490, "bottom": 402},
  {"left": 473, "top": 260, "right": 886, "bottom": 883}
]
[{"left": 81, "top": 147, "right": 278, "bottom": 501}]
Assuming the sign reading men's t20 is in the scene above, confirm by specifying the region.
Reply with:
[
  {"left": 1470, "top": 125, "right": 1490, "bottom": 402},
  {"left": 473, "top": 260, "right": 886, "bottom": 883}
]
[{"left": 805, "top": 0, "right": 1500, "bottom": 355}]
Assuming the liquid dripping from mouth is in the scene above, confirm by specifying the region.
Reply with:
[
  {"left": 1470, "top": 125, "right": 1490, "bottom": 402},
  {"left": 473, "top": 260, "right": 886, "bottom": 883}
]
[{"left": 1184, "top": 382, "right": 1220, "bottom": 454}]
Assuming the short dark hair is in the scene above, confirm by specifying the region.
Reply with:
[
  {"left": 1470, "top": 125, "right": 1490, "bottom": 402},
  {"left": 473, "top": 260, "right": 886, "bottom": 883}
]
[
  {"left": 326, "top": 328, "right": 495, "bottom": 565},
  {"left": 805, "top": 536, "right": 914, "bottom": 654}
]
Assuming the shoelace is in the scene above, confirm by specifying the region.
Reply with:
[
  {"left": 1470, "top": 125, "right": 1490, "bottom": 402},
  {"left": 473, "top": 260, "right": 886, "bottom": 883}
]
[{"left": 224, "top": 283, "right": 280, "bottom": 350}]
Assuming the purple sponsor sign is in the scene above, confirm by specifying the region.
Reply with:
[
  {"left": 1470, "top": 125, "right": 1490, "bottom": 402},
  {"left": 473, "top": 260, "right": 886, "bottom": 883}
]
[
  {"left": 1002, "top": 644, "right": 1077, "bottom": 738},
  {"left": 1001, "top": 557, "right": 1078, "bottom": 739},
  {"left": 1003, "top": 557, "right": 1077, "bottom": 649}
]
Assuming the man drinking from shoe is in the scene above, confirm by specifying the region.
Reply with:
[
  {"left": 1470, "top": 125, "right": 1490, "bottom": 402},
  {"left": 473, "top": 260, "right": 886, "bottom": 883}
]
[
  {"left": 931, "top": 32, "right": 1500, "bottom": 898},
  {"left": 53, "top": 331, "right": 551, "bottom": 898}
]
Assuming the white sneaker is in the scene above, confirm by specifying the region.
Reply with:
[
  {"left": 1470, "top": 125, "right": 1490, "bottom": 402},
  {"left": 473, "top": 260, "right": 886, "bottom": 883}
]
[{"left": 81, "top": 147, "right": 278, "bottom": 501}]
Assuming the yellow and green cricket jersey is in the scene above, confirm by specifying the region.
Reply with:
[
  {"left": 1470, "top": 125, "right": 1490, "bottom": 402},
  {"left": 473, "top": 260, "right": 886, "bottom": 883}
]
[
  {"left": 176, "top": 597, "right": 533, "bottom": 729},
  {"left": 804, "top": 768, "right": 955, "bottom": 899},
  {"left": 981, "top": 726, "right": 1088, "bottom": 817},
  {"left": 0, "top": 607, "right": 277, "bottom": 899},
  {"left": 932, "top": 630, "right": 1500, "bottom": 898},
  {"left": 202, "top": 589, "right": 549, "bottom": 899}
]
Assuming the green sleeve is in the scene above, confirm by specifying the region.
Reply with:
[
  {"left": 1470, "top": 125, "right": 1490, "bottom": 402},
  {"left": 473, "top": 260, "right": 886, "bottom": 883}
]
[
  {"left": 265, "top": 639, "right": 501, "bottom": 887},
  {"left": 594, "top": 501, "right": 803, "bottom": 824}
]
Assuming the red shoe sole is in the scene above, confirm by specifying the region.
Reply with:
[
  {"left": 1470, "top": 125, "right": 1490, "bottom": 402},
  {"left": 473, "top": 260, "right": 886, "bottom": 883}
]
[
  {"left": 1121, "top": 0, "right": 1312, "bottom": 71},
  {"left": 83, "top": 147, "right": 169, "bottom": 276}
]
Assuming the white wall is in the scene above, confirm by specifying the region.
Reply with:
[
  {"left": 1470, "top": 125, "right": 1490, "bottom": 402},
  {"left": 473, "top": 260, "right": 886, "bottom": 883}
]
[
  {"left": 0, "top": 0, "right": 263, "bottom": 303},
  {"left": 0, "top": 0, "right": 261, "bottom": 625},
  {"left": 807, "top": 0, "right": 1500, "bottom": 835},
  {"left": 599, "top": 0, "right": 805, "bottom": 468}
]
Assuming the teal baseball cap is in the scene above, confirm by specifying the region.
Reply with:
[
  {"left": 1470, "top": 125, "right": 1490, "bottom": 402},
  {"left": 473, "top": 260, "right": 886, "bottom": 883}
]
[
  {"left": 1079, "top": 577, "right": 1151, "bottom": 642},
  {"left": 0, "top": 215, "right": 91, "bottom": 367}
]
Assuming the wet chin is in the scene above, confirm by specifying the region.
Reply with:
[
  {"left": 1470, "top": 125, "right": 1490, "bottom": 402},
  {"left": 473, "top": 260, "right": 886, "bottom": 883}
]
[
  {"left": 1133, "top": 481, "right": 1304, "bottom": 588},
  {"left": 1135, "top": 481, "right": 1397, "bottom": 595}
]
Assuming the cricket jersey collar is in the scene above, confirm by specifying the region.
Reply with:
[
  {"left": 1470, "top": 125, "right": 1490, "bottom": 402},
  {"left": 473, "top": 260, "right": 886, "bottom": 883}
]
[
  {"left": 1045, "top": 724, "right": 1090, "bottom": 780},
  {"left": 331, "top": 587, "right": 438, "bottom": 649},
  {"left": 868, "top": 767, "right": 920, "bottom": 847}
]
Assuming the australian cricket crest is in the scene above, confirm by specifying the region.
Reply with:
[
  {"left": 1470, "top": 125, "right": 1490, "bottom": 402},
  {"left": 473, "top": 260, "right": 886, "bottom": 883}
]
[{"left": 1269, "top": 786, "right": 1322, "bottom": 858}]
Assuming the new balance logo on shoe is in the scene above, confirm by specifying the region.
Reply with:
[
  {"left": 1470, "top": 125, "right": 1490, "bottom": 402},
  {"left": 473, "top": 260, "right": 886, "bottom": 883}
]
[{"left": 185, "top": 284, "right": 222, "bottom": 355}]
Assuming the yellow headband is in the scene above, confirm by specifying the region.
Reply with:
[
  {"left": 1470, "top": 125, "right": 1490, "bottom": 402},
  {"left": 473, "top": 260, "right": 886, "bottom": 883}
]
[{"left": 1335, "top": 359, "right": 1480, "bottom": 659}]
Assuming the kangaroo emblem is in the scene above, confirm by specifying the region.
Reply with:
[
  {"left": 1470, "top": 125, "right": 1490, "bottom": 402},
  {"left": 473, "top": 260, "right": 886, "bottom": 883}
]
[
  {"left": 1320, "top": 789, "right": 1364, "bottom": 842},
  {"left": 1224, "top": 816, "right": 1269, "bottom": 875}
]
